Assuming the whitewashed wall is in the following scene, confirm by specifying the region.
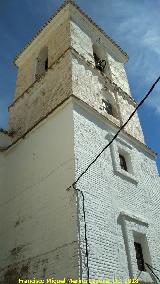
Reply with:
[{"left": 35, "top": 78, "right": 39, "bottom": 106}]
[
  {"left": 73, "top": 101, "right": 160, "bottom": 282},
  {"left": 0, "top": 101, "right": 79, "bottom": 282}
]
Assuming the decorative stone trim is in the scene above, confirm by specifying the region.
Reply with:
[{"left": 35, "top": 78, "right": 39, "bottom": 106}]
[
  {"left": 2, "top": 95, "right": 157, "bottom": 160},
  {"left": 119, "top": 211, "right": 148, "bottom": 225},
  {"left": 119, "top": 211, "right": 154, "bottom": 283},
  {"left": 109, "top": 133, "right": 138, "bottom": 184}
]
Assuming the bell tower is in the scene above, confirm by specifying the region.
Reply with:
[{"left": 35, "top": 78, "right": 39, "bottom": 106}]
[
  {"left": 0, "top": 1, "right": 160, "bottom": 283},
  {"left": 8, "top": 0, "right": 144, "bottom": 145}
]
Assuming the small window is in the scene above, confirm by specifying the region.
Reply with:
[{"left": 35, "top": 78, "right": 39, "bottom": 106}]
[
  {"left": 45, "top": 58, "right": 48, "bottom": 71},
  {"left": 35, "top": 47, "right": 48, "bottom": 80},
  {"left": 93, "top": 43, "right": 111, "bottom": 76},
  {"left": 134, "top": 242, "right": 146, "bottom": 272},
  {"left": 119, "top": 154, "right": 128, "bottom": 171},
  {"left": 93, "top": 44, "right": 106, "bottom": 73},
  {"left": 102, "top": 99, "right": 113, "bottom": 115}
]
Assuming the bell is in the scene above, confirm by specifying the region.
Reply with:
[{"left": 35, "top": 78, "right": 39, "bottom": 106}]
[
  {"left": 96, "top": 59, "right": 106, "bottom": 72},
  {"left": 99, "top": 59, "right": 106, "bottom": 69}
]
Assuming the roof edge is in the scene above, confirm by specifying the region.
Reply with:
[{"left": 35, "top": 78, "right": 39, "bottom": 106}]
[
  {"left": 13, "top": 0, "right": 128, "bottom": 65},
  {"left": 2, "top": 95, "right": 157, "bottom": 159},
  {"left": 13, "top": 0, "right": 68, "bottom": 65},
  {"left": 0, "top": 128, "right": 9, "bottom": 135}
]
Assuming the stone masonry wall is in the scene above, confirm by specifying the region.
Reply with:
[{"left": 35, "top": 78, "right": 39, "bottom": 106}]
[
  {"left": 107, "top": 54, "right": 131, "bottom": 96},
  {"left": 72, "top": 54, "right": 144, "bottom": 143},
  {"left": 9, "top": 52, "right": 72, "bottom": 139},
  {"left": 70, "top": 18, "right": 131, "bottom": 96},
  {"left": 9, "top": 6, "right": 144, "bottom": 144},
  {"left": 15, "top": 10, "right": 70, "bottom": 100},
  {"left": 117, "top": 95, "right": 145, "bottom": 144},
  {"left": 73, "top": 102, "right": 160, "bottom": 281}
]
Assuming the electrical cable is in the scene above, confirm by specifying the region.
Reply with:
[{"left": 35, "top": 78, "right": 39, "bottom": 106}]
[
  {"left": 71, "top": 75, "right": 160, "bottom": 188},
  {"left": 146, "top": 263, "right": 160, "bottom": 273},
  {"left": 73, "top": 184, "right": 90, "bottom": 282},
  {"left": 145, "top": 263, "right": 160, "bottom": 282}
]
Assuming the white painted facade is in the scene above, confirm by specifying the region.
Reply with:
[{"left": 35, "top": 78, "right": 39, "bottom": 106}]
[
  {"left": 73, "top": 99, "right": 160, "bottom": 283},
  {"left": 0, "top": 101, "right": 79, "bottom": 282},
  {"left": 0, "top": 1, "right": 160, "bottom": 283}
]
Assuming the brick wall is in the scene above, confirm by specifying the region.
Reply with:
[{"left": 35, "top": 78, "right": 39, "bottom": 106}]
[
  {"left": 73, "top": 101, "right": 160, "bottom": 281},
  {"left": 72, "top": 55, "right": 144, "bottom": 143}
]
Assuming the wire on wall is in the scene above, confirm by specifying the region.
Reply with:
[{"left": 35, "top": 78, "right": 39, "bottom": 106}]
[
  {"left": 73, "top": 184, "right": 90, "bottom": 282},
  {"left": 67, "top": 75, "right": 160, "bottom": 282},
  {"left": 72, "top": 75, "right": 160, "bottom": 187},
  {"left": 145, "top": 263, "right": 160, "bottom": 282}
]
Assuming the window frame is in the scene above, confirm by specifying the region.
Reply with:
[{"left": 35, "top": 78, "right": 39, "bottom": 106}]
[
  {"left": 109, "top": 135, "right": 138, "bottom": 184},
  {"left": 119, "top": 211, "right": 153, "bottom": 283}
]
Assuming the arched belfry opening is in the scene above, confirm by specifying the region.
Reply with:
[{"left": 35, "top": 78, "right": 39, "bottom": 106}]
[
  {"left": 35, "top": 47, "right": 48, "bottom": 79},
  {"left": 92, "top": 43, "right": 111, "bottom": 76}
]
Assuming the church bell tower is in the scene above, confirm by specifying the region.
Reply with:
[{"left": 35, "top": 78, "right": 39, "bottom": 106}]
[{"left": 0, "top": 1, "right": 160, "bottom": 283}]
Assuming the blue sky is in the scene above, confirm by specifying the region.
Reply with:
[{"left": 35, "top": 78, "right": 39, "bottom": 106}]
[{"left": 0, "top": 0, "right": 160, "bottom": 171}]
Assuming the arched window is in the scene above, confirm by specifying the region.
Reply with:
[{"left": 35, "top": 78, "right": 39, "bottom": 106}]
[
  {"left": 93, "top": 44, "right": 108, "bottom": 74},
  {"left": 35, "top": 47, "right": 48, "bottom": 80}
]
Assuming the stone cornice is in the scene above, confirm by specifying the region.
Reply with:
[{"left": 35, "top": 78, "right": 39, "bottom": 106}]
[
  {"left": 4, "top": 96, "right": 71, "bottom": 152},
  {"left": 71, "top": 96, "right": 157, "bottom": 159},
  {"left": 13, "top": 0, "right": 128, "bottom": 65},
  {"left": 10, "top": 46, "right": 134, "bottom": 112},
  {"left": 1, "top": 96, "right": 157, "bottom": 159},
  {"left": 119, "top": 211, "right": 148, "bottom": 226}
]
